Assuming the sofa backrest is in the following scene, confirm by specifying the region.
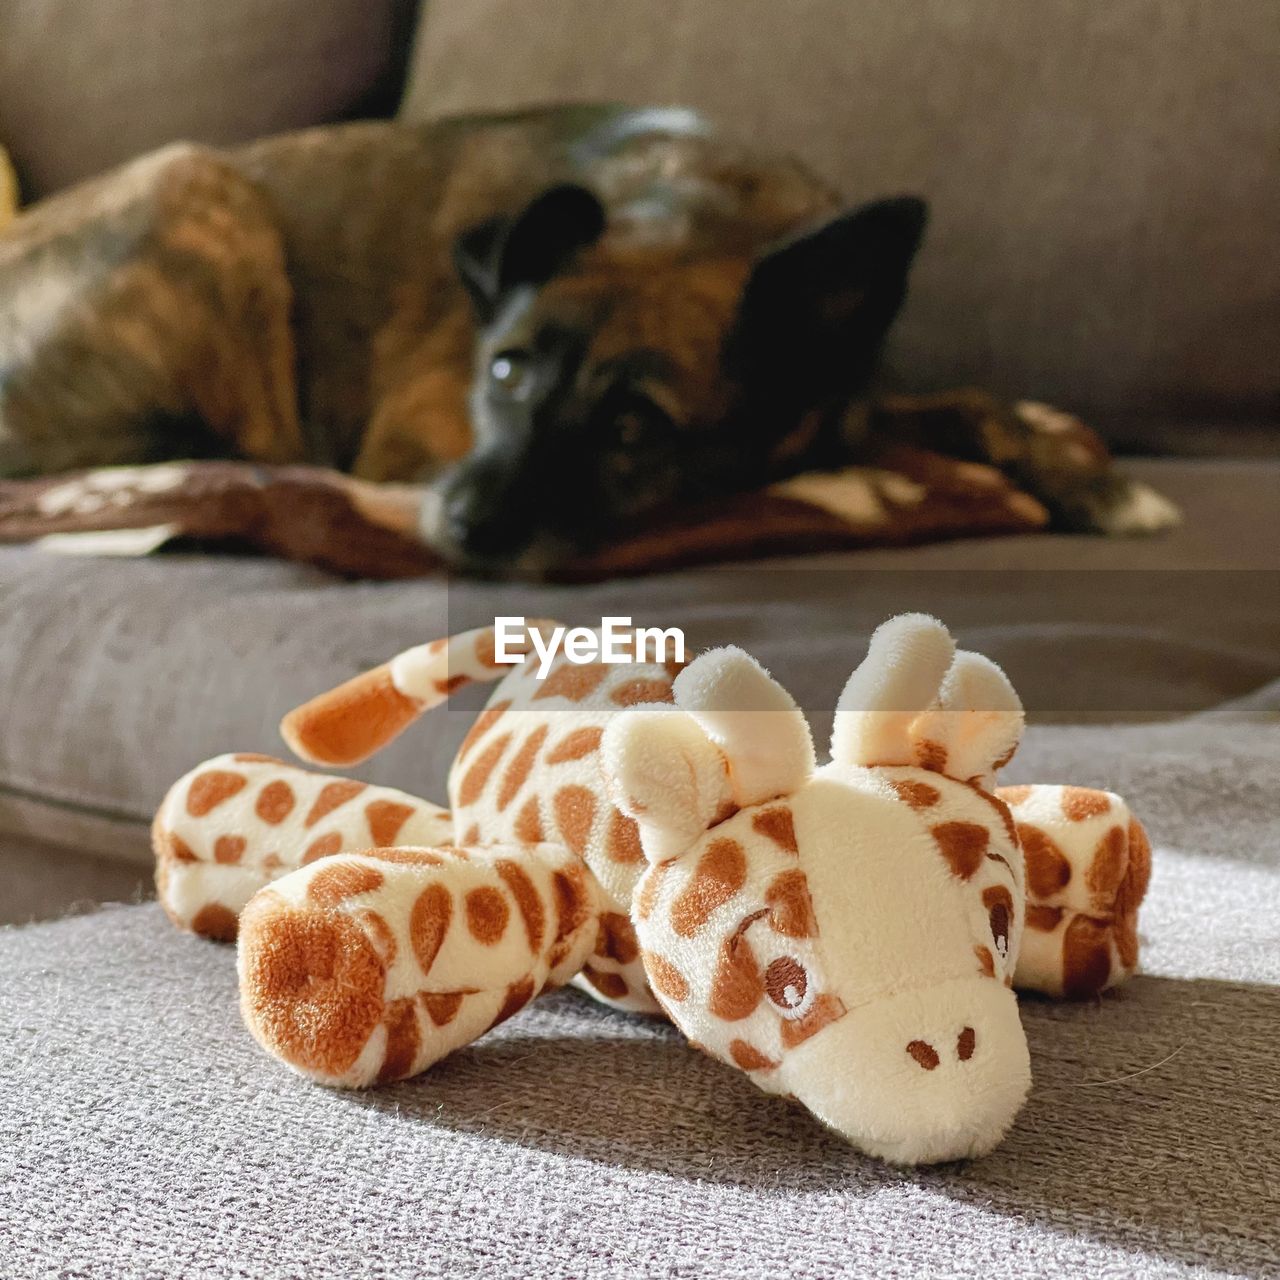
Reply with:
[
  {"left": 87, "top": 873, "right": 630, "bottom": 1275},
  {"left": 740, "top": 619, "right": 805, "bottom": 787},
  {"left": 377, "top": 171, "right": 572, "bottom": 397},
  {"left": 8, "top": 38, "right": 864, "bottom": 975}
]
[
  {"left": 401, "top": 0, "right": 1280, "bottom": 423},
  {"left": 0, "top": 0, "right": 420, "bottom": 201}
]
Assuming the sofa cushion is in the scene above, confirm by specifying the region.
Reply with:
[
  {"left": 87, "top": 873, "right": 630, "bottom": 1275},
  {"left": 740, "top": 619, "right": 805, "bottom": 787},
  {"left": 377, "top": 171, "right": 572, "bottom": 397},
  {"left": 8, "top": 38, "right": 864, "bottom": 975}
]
[
  {"left": 0, "top": 0, "right": 420, "bottom": 198},
  {"left": 402, "top": 0, "right": 1280, "bottom": 422},
  {"left": 1, "top": 459, "right": 1277, "bottom": 882}
]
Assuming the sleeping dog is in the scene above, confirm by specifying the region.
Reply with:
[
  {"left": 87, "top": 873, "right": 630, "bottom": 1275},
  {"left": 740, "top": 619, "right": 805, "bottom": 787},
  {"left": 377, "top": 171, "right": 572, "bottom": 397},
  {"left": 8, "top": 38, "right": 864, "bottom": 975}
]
[{"left": 0, "top": 105, "right": 1175, "bottom": 574}]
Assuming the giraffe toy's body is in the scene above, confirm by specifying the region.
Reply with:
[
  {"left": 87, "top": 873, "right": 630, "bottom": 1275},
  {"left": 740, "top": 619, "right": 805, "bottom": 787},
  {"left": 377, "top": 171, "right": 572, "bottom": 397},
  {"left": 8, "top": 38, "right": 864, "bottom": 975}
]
[{"left": 154, "top": 615, "right": 1152, "bottom": 1163}]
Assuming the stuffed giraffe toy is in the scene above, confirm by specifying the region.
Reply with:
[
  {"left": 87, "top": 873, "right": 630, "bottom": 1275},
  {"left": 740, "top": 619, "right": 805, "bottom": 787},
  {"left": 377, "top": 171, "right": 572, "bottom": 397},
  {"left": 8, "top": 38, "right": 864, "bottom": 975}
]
[{"left": 153, "top": 614, "right": 1151, "bottom": 1164}]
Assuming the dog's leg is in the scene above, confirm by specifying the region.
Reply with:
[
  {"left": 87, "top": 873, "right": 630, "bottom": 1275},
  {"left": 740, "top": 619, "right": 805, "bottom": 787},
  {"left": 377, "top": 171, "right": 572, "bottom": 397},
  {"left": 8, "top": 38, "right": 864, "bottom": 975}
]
[
  {"left": 0, "top": 143, "right": 304, "bottom": 476},
  {"left": 865, "top": 390, "right": 1180, "bottom": 534},
  {"left": 237, "top": 844, "right": 602, "bottom": 1086}
]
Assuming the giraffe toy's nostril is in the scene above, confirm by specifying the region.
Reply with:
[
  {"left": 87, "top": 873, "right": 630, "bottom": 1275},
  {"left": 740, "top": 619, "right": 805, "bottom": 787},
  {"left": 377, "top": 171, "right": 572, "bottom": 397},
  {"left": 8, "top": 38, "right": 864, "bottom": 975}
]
[
  {"left": 957, "top": 1026, "right": 977, "bottom": 1061},
  {"left": 906, "top": 1040, "right": 940, "bottom": 1070}
]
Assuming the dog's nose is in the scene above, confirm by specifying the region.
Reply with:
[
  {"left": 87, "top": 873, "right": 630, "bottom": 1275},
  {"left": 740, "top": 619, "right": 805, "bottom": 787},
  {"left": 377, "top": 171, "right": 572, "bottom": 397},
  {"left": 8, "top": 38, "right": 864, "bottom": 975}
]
[{"left": 443, "top": 493, "right": 523, "bottom": 561}]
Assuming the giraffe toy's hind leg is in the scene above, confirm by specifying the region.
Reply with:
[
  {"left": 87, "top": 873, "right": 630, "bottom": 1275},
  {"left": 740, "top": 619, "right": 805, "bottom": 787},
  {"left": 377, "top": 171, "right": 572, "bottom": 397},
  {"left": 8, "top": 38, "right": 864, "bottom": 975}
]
[
  {"left": 997, "top": 784, "right": 1153, "bottom": 998},
  {"left": 153, "top": 753, "right": 454, "bottom": 940},
  {"left": 237, "top": 843, "right": 603, "bottom": 1086}
]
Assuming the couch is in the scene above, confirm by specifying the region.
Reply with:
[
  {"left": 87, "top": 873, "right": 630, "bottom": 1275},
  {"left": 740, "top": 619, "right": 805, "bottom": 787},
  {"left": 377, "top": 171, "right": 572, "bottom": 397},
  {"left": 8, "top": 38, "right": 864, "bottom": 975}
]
[{"left": 1, "top": 2, "right": 1277, "bottom": 1275}]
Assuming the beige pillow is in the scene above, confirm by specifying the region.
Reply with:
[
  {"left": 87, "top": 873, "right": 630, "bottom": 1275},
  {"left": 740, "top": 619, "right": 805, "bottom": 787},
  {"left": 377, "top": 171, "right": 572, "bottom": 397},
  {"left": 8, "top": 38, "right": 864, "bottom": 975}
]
[{"left": 0, "top": 145, "right": 17, "bottom": 230}]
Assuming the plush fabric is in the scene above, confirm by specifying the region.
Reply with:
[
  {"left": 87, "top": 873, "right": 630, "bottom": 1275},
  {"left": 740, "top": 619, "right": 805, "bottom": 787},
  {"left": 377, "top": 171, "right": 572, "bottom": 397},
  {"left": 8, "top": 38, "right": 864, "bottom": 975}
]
[
  {"left": 154, "top": 753, "right": 456, "bottom": 940},
  {"left": 402, "top": 0, "right": 1280, "bottom": 424},
  {"left": 0, "top": 0, "right": 419, "bottom": 199},
  {"left": 150, "top": 616, "right": 1149, "bottom": 1163}
]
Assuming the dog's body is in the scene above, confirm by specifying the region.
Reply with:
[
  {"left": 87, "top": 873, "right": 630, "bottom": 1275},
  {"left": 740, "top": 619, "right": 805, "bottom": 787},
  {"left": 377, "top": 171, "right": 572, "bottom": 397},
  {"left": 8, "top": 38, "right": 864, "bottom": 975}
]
[{"left": 0, "top": 106, "right": 1175, "bottom": 572}]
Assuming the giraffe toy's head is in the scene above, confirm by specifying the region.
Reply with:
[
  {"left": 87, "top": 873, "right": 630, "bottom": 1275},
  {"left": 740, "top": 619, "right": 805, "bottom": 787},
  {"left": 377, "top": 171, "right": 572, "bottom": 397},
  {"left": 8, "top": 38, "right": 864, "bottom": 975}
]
[{"left": 603, "top": 613, "right": 1032, "bottom": 1164}]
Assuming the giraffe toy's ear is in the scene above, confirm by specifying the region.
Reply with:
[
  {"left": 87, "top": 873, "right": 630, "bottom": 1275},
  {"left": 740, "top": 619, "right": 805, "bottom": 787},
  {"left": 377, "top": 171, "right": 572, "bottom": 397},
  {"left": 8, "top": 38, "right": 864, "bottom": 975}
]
[
  {"left": 830, "top": 613, "right": 955, "bottom": 769},
  {"left": 673, "top": 646, "right": 815, "bottom": 806},
  {"left": 910, "top": 649, "right": 1023, "bottom": 786},
  {"left": 830, "top": 613, "right": 1024, "bottom": 784},
  {"left": 602, "top": 706, "right": 733, "bottom": 862}
]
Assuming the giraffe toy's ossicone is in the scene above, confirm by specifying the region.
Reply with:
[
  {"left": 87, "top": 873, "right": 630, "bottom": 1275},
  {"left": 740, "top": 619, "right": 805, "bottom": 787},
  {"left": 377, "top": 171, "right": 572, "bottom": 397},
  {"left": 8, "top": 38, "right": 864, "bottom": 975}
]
[{"left": 152, "top": 615, "right": 1152, "bottom": 1165}]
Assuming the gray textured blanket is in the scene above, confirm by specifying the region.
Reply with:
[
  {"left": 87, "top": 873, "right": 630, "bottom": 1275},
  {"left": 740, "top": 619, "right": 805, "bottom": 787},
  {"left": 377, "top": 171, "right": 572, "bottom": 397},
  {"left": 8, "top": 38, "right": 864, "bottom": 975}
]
[{"left": 2, "top": 694, "right": 1278, "bottom": 1278}]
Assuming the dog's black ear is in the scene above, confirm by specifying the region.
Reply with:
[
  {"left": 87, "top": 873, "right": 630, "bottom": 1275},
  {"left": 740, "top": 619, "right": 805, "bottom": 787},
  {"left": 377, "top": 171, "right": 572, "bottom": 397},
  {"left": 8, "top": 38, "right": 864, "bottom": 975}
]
[
  {"left": 454, "top": 184, "right": 606, "bottom": 319},
  {"left": 726, "top": 195, "right": 928, "bottom": 392}
]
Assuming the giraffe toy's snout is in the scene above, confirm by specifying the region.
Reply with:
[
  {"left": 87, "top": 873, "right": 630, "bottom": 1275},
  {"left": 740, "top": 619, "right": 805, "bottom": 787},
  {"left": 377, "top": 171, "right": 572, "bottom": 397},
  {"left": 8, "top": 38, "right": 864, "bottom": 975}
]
[{"left": 780, "top": 977, "right": 1032, "bottom": 1164}]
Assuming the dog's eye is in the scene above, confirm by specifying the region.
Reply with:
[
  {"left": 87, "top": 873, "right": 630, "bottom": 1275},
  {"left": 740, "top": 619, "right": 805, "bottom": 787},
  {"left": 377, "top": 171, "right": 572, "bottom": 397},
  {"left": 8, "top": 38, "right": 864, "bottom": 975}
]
[{"left": 489, "top": 349, "right": 535, "bottom": 400}]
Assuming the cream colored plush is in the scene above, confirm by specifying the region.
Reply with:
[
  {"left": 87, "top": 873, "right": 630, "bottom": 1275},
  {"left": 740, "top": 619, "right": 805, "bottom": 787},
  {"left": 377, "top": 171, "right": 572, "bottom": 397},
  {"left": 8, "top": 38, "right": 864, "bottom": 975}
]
[{"left": 154, "top": 615, "right": 1152, "bottom": 1164}]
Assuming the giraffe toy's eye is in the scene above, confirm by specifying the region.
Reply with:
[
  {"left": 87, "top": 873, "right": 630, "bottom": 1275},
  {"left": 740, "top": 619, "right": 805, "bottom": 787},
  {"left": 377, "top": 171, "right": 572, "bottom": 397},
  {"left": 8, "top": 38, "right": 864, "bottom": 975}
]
[
  {"left": 989, "top": 902, "right": 1010, "bottom": 961},
  {"left": 765, "top": 956, "right": 811, "bottom": 1016}
]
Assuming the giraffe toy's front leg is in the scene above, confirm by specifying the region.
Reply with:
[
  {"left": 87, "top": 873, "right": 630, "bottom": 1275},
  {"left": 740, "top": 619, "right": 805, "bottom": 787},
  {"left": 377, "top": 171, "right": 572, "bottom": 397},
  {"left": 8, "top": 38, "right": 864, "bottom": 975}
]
[
  {"left": 153, "top": 753, "right": 455, "bottom": 940},
  {"left": 237, "top": 842, "right": 604, "bottom": 1086},
  {"left": 997, "top": 784, "right": 1153, "bottom": 999}
]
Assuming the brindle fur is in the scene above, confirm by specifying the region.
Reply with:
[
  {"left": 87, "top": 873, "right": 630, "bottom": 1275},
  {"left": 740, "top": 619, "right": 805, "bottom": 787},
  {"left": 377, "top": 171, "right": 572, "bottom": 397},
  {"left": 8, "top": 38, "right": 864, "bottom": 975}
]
[
  {"left": 0, "top": 109, "right": 824, "bottom": 473},
  {"left": 0, "top": 106, "right": 1168, "bottom": 566}
]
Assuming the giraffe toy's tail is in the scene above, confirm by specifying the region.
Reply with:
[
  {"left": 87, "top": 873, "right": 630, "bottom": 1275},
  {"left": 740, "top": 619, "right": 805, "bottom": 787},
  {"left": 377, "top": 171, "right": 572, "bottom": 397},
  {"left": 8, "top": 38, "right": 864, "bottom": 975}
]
[{"left": 281, "top": 621, "right": 561, "bottom": 766}]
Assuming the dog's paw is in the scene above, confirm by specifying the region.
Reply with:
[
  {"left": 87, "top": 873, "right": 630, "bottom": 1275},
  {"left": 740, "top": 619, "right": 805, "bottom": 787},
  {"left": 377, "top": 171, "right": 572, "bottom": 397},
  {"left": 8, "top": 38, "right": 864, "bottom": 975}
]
[
  {"left": 1093, "top": 479, "right": 1182, "bottom": 535},
  {"left": 1063, "top": 477, "right": 1182, "bottom": 536}
]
